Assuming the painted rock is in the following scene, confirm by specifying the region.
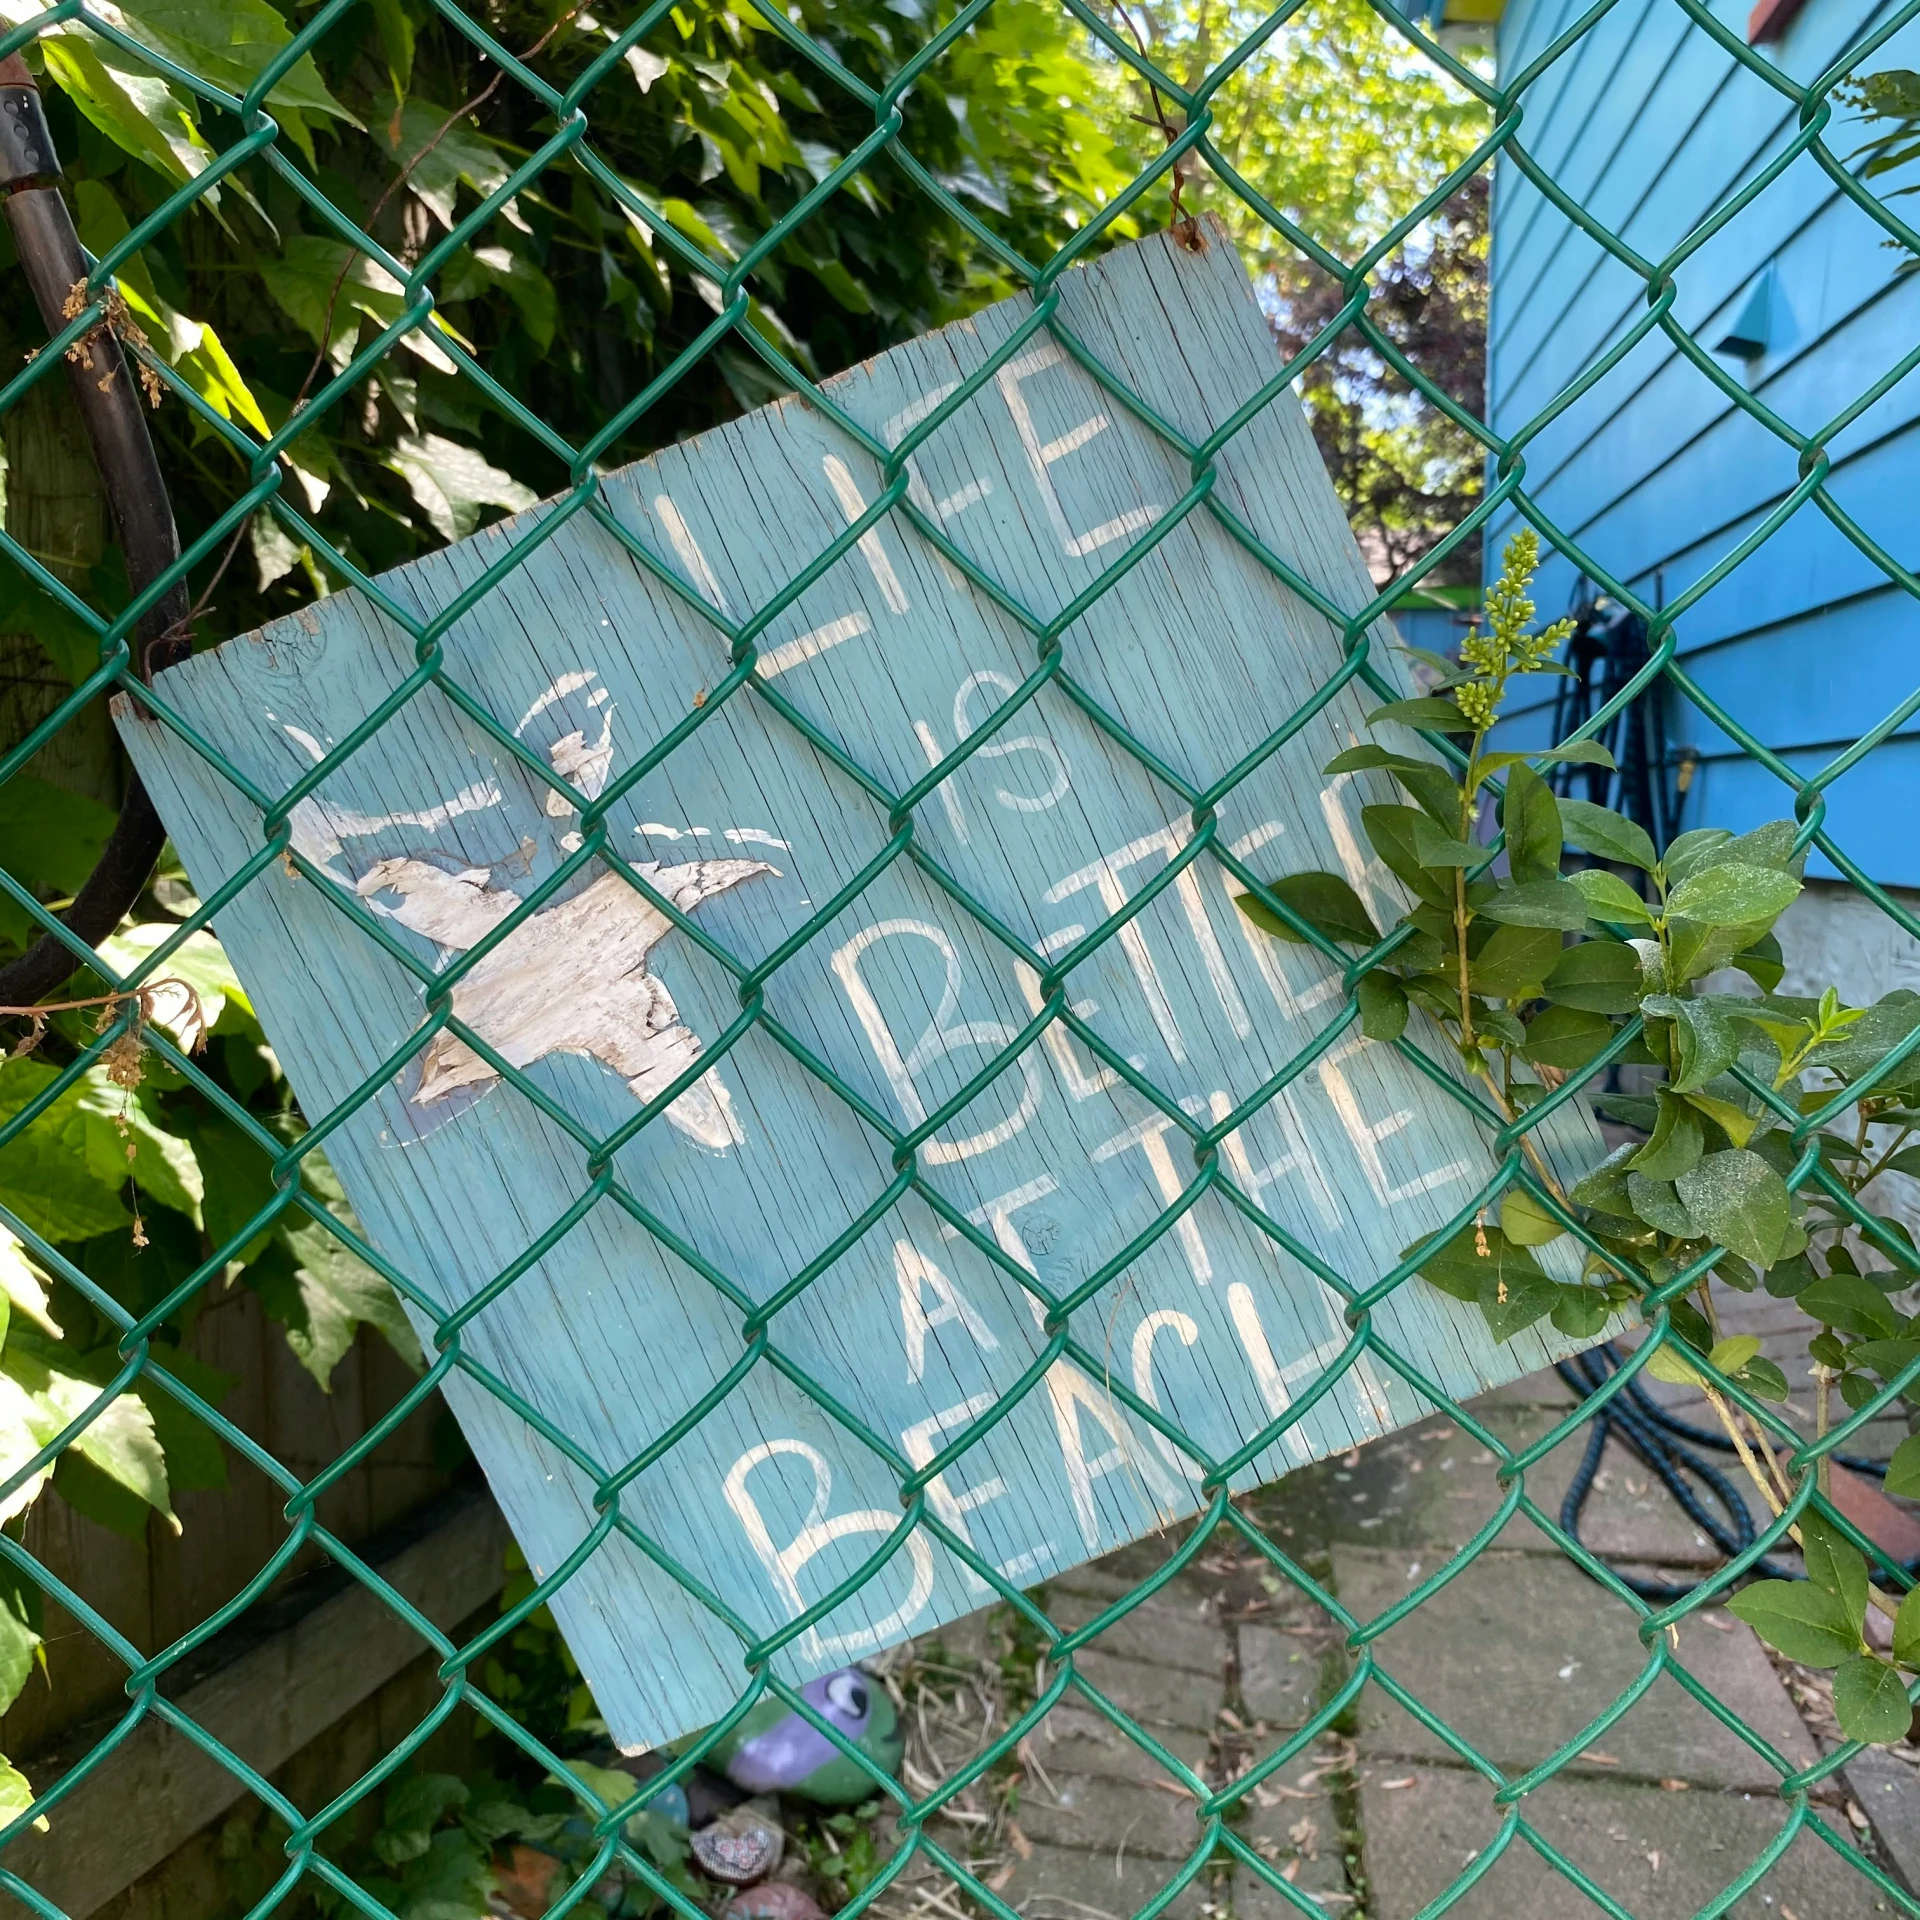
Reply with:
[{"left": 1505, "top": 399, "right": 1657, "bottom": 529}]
[
  {"left": 724, "top": 1884, "right": 828, "bottom": 1920},
  {"left": 707, "top": 1669, "right": 903, "bottom": 1804},
  {"left": 690, "top": 1803, "right": 785, "bottom": 1887}
]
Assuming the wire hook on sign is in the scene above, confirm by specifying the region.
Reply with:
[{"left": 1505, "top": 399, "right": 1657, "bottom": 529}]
[{"left": 0, "top": 52, "right": 188, "bottom": 1010}]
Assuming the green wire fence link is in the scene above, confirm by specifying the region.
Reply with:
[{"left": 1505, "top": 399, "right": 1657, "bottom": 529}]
[{"left": 0, "top": 0, "right": 1917, "bottom": 1915}]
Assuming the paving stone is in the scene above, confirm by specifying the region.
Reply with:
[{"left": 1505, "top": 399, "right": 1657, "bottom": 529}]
[
  {"left": 1043, "top": 1566, "right": 1231, "bottom": 1678},
  {"left": 1334, "top": 1547, "right": 1817, "bottom": 1792},
  {"left": 1238, "top": 1621, "right": 1334, "bottom": 1730},
  {"left": 1357, "top": 1762, "right": 1887, "bottom": 1920},
  {"left": 991, "top": 1840, "right": 1230, "bottom": 1918},
  {"left": 1068, "top": 1644, "right": 1223, "bottom": 1734},
  {"left": 1842, "top": 1746, "right": 1920, "bottom": 1898},
  {"left": 1025, "top": 1700, "right": 1212, "bottom": 1789},
  {"left": 1014, "top": 1769, "right": 1211, "bottom": 1862},
  {"left": 1245, "top": 1405, "right": 1763, "bottom": 1566},
  {"left": 1234, "top": 1771, "right": 1352, "bottom": 1914}
]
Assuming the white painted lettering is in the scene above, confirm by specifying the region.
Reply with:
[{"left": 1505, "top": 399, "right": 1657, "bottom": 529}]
[
  {"left": 895, "top": 1239, "right": 999, "bottom": 1385},
  {"left": 1314, "top": 1035, "right": 1474, "bottom": 1207},
  {"left": 1091, "top": 1112, "right": 1211, "bottom": 1286},
  {"left": 1130, "top": 1309, "right": 1205, "bottom": 1481},
  {"left": 821, "top": 455, "right": 911, "bottom": 614},
  {"left": 900, "top": 1392, "right": 1039, "bottom": 1593},
  {"left": 722, "top": 1438, "right": 935, "bottom": 1659},
  {"left": 996, "top": 342, "right": 1160, "bottom": 558},
  {"left": 652, "top": 494, "right": 730, "bottom": 611},
  {"left": 830, "top": 920, "right": 1042, "bottom": 1163},
  {"left": 1016, "top": 927, "right": 1122, "bottom": 1103}
]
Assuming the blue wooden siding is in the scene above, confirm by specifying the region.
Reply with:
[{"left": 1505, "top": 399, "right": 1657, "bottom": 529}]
[{"left": 1485, "top": 0, "right": 1920, "bottom": 881}]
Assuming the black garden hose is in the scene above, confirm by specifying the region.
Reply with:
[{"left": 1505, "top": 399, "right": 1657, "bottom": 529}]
[
  {"left": 1555, "top": 1340, "right": 1905, "bottom": 1601},
  {"left": 0, "top": 52, "right": 188, "bottom": 1009}
]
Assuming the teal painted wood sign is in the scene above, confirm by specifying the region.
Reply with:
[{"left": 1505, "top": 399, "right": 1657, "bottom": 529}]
[{"left": 117, "top": 227, "right": 1601, "bottom": 1753}]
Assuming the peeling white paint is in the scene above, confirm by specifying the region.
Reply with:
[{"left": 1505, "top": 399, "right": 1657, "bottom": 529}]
[{"left": 372, "top": 857, "right": 773, "bottom": 1149}]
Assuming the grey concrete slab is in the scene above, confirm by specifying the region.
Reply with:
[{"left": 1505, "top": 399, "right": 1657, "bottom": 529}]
[
  {"left": 1043, "top": 1569, "right": 1233, "bottom": 1679},
  {"left": 1068, "top": 1644, "right": 1224, "bottom": 1734},
  {"left": 1025, "top": 1700, "right": 1213, "bottom": 1790},
  {"left": 1334, "top": 1548, "right": 1817, "bottom": 1792},
  {"left": 991, "top": 1840, "right": 1227, "bottom": 1918},
  {"left": 1843, "top": 1748, "right": 1920, "bottom": 1900},
  {"left": 1239, "top": 1620, "right": 1336, "bottom": 1730},
  {"left": 1358, "top": 1762, "right": 1889, "bottom": 1920}
]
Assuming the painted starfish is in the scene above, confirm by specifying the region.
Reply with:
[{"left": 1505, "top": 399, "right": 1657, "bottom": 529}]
[{"left": 353, "top": 854, "right": 772, "bottom": 1150}]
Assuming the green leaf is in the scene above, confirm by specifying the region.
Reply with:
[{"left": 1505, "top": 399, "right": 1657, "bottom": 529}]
[
  {"left": 1235, "top": 872, "right": 1380, "bottom": 947},
  {"left": 1477, "top": 879, "right": 1592, "bottom": 930},
  {"left": 1894, "top": 1585, "right": 1920, "bottom": 1666},
  {"left": 1545, "top": 940, "right": 1642, "bottom": 1013},
  {"left": 1630, "top": 1092, "right": 1704, "bottom": 1182},
  {"left": 1568, "top": 867, "right": 1654, "bottom": 925},
  {"left": 1681, "top": 1088, "right": 1761, "bottom": 1149},
  {"left": 369, "top": 0, "right": 414, "bottom": 92},
  {"left": 1737, "top": 1355, "right": 1791, "bottom": 1401},
  {"left": 116, "top": 0, "right": 359, "bottom": 162},
  {"left": 1661, "top": 828, "right": 1735, "bottom": 885},
  {"left": 1732, "top": 931, "right": 1786, "bottom": 992},
  {"left": 1320, "top": 746, "right": 1459, "bottom": 825},
  {"left": 40, "top": 34, "right": 207, "bottom": 187},
  {"left": 1807, "top": 990, "right": 1920, "bottom": 1085},
  {"left": 0, "top": 1758, "right": 42, "bottom": 1833},
  {"left": 251, "top": 1200, "right": 423, "bottom": 1391},
  {"left": 1500, "top": 1189, "right": 1565, "bottom": 1246},
  {"left": 387, "top": 435, "right": 537, "bottom": 545},
  {"left": 1502, "top": 764, "right": 1562, "bottom": 886},
  {"left": 188, "top": 1114, "right": 279, "bottom": 1268},
  {"left": 1725, "top": 1579, "right": 1860, "bottom": 1667},
  {"left": 1409, "top": 816, "right": 1480, "bottom": 867},
  {"left": 1470, "top": 924, "right": 1563, "bottom": 1001},
  {"left": 0, "top": 1573, "right": 40, "bottom": 1718},
  {"left": 1666, "top": 863, "right": 1802, "bottom": 929},
  {"left": 1887, "top": 1432, "right": 1920, "bottom": 1499},
  {"left": 1522, "top": 1005, "right": 1612, "bottom": 1072},
  {"left": 96, "top": 926, "right": 252, "bottom": 1045},
  {"left": 1550, "top": 1288, "right": 1616, "bottom": 1338},
  {"left": 1365, "top": 695, "right": 1468, "bottom": 732},
  {"left": 1627, "top": 1172, "right": 1699, "bottom": 1238},
  {"left": 1480, "top": 1264, "right": 1562, "bottom": 1341},
  {"left": 1558, "top": 800, "right": 1657, "bottom": 872},
  {"left": 0, "top": 779, "right": 117, "bottom": 899},
  {"left": 1640, "top": 995, "right": 1741, "bottom": 1095},
  {"left": 1643, "top": 1342, "right": 1702, "bottom": 1387},
  {"left": 0, "top": 1061, "right": 136, "bottom": 1244},
  {"left": 1360, "top": 806, "right": 1455, "bottom": 906},
  {"left": 1796, "top": 1274, "right": 1903, "bottom": 1339},
  {"left": 1355, "top": 971, "right": 1409, "bottom": 1042},
  {"left": 1675, "top": 1150, "right": 1792, "bottom": 1266},
  {"left": 5, "top": 1343, "right": 176, "bottom": 1535},
  {"left": 1801, "top": 1512, "right": 1870, "bottom": 1626},
  {"left": 1570, "top": 1141, "right": 1638, "bottom": 1216},
  {"left": 1833, "top": 1655, "right": 1913, "bottom": 1744},
  {"left": 1481, "top": 740, "right": 1618, "bottom": 776},
  {"left": 1407, "top": 1222, "right": 1546, "bottom": 1306}
]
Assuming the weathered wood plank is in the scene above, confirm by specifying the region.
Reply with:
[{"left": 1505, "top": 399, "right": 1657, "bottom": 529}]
[
  {"left": 2, "top": 1492, "right": 508, "bottom": 1920},
  {"left": 116, "top": 224, "right": 1604, "bottom": 1753}
]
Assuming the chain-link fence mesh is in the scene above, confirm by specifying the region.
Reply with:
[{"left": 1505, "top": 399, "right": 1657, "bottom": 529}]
[{"left": 0, "top": 0, "right": 1917, "bottom": 1913}]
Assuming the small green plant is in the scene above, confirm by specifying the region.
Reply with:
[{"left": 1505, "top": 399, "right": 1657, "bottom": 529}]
[{"left": 1238, "top": 530, "right": 1920, "bottom": 1746}]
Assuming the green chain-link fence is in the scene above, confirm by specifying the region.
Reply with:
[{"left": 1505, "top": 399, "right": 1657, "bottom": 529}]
[{"left": 0, "top": 0, "right": 1918, "bottom": 1913}]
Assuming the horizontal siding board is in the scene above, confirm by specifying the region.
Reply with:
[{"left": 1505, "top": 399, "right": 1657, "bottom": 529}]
[{"left": 1489, "top": 0, "right": 1919, "bottom": 889}]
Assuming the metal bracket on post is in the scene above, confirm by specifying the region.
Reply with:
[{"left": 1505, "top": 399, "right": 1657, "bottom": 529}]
[{"left": 0, "top": 51, "right": 190, "bottom": 1007}]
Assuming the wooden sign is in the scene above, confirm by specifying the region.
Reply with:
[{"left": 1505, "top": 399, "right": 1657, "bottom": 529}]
[{"left": 117, "top": 226, "right": 1603, "bottom": 1753}]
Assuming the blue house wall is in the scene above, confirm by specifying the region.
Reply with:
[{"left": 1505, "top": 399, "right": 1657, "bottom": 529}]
[{"left": 1485, "top": 0, "right": 1920, "bottom": 884}]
